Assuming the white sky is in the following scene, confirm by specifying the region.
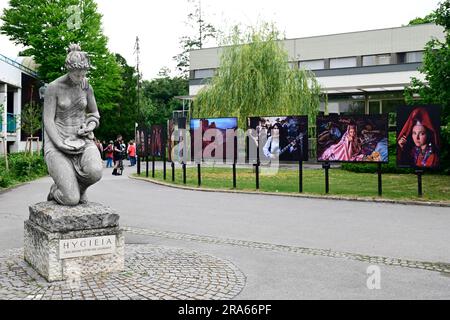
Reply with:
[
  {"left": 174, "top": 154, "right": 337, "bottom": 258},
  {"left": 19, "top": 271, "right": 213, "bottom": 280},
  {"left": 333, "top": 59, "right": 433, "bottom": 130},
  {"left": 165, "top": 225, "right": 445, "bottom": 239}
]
[{"left": 0, "top": 0, "right": 442, "bottom": 79}]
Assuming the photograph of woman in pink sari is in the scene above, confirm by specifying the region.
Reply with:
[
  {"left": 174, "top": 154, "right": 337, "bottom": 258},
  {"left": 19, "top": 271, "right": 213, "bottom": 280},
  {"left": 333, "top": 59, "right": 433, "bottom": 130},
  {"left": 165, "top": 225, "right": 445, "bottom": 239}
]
[
  {"left": 317, "top": 115, "right": 388, "bottom": 162},
  {"left": 319, "top": 124, "right": 364, "bottom": 161}
]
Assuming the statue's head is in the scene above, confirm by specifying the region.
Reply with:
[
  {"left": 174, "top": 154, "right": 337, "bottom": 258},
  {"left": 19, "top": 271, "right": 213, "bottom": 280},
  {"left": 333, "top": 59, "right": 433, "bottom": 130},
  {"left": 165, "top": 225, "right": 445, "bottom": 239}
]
[{"left": 65, "top": 44, "right": 90, "bottom": 86}]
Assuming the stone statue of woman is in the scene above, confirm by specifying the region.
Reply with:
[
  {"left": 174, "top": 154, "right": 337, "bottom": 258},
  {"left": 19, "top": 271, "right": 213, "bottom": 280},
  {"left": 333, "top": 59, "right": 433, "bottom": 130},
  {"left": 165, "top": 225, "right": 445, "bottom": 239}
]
[{"left": 43, "top": 44, "right": 103, "bottom": 206}]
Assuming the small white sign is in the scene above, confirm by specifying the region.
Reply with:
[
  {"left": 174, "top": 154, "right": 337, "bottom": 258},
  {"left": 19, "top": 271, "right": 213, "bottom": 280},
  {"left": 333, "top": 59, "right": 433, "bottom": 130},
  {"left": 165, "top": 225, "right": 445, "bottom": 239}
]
[{"left": 59, "top": 235, "right": 116, "bottom": 259}]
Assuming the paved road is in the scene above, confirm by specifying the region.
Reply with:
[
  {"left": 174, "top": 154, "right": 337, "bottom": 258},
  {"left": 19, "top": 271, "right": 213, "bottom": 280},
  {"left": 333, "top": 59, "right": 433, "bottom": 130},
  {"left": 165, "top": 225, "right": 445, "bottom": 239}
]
[{"left": 1, "top": 168, "right": 449, "bottom": 299}]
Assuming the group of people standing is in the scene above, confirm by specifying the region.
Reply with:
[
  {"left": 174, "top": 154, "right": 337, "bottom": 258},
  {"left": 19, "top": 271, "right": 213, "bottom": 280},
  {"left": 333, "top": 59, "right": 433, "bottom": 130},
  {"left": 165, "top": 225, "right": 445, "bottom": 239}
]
[{"left": 94, "top": 135, "right": 137, "bottom": 175}]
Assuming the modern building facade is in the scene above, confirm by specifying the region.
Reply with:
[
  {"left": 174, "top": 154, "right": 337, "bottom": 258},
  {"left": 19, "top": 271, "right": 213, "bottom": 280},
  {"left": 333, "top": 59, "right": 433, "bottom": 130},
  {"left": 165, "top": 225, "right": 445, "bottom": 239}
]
[
  {"left": 0, "top": 54, "right": 40, "bottom": 154},
  {"left": 188, "top": 23, "right": 445, "bottom": 129}
]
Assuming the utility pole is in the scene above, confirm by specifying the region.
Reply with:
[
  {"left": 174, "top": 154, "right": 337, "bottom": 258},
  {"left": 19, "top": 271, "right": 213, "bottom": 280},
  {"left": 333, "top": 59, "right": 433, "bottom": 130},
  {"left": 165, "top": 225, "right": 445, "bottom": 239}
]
[
  {"left": 134, "top": 36, "right": 141, "bottom": 119},
  {"left": 198, "top": 0, "right": 203, "bottom": 49}
]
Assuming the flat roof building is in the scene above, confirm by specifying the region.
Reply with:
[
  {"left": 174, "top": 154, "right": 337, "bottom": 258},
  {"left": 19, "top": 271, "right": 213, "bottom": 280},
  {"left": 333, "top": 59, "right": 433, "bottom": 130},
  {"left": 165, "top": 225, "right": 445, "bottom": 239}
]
[
  {"left": 188, "top": 23, "right": 445, "bottom": 125},
  {"left": 0, "top": 54, "right": 40, "bottom": 154}
]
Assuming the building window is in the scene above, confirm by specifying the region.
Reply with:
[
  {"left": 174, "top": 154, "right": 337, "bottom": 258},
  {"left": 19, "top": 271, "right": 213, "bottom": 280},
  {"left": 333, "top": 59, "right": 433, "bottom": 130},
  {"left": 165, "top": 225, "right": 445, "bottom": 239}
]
[
  {"left": 299, "top": 59, "right": 325, "bottom": 70},
  {"left": 405, "top": 51, "right": 424, "bottom": 63},
  {"left": 326, "top": 97, "right": 365, "bottom": 114},
  {"left": 369, "top": 101, "right": 381, "bottom": 114},
  {"left": 194, "top": 68, "right": 215, "bottom": 79},
  {"left": 362, "top": 54, "right": 391, "bottom": 66},
  {"left": 329, "top": 57, "right": 357, "bottom": 69}
]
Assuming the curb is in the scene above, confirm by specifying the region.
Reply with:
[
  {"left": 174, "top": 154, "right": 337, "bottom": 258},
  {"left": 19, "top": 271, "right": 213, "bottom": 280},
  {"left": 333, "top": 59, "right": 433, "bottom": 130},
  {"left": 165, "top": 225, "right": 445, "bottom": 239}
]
[
  {"left": 0, "top": 181, "right": 31, "bottom": 195},
  {"left": 129, "top": 175, "right": 450, "bottom": 208}
]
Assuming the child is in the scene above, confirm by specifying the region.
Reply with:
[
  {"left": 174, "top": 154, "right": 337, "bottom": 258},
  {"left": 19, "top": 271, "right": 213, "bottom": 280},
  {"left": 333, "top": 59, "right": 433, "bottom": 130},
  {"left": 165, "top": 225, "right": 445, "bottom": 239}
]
[{"left": 105, "top": 141, "right": 114, "bottom": 168}]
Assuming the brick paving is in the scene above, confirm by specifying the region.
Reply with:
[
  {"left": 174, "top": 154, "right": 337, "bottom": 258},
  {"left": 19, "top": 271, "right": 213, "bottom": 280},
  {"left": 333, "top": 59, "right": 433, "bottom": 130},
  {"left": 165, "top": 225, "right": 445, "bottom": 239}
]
[
  {"left": 0, "top": 245, "right": 246, "bottom": 300},
  {"left": 123, "top": 226, "right": 450, "bottom": 275}
]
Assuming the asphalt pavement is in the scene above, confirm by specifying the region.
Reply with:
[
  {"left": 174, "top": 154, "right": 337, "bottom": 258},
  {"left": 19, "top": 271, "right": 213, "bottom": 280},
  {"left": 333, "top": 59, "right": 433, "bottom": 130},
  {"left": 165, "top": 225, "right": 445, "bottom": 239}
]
[{"left": 0, "top": 167, "right": 449, "bottom": 299}]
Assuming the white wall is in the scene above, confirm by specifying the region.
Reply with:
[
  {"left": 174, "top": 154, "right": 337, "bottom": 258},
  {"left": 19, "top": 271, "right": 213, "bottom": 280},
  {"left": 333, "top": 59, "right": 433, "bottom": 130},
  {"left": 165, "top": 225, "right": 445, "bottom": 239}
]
[
  {"left": 0, "top": 59, "right": 22, "bottom": 88},
  {"left": 190, "top": 24, "right": 445, "bottom": 70}
]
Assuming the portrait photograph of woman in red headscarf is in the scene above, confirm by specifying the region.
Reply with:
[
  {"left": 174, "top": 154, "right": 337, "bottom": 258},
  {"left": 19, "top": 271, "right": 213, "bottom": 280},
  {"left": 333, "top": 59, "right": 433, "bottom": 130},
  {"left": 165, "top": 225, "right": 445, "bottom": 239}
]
[{"left": 397, "top": 105, "right": 441, "bottom": 169}]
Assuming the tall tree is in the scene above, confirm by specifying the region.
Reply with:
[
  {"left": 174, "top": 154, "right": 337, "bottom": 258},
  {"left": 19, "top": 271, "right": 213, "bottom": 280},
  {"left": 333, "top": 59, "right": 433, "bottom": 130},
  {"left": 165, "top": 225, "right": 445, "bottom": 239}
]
[
  {"left": 173, "top": 0, "right": 218, "bottom": 77},
  {"left": 141, "top": 75, "right": 188, "bottom": 125},
  {"left": 408, "top": 13, "right": 436, "bottom": 25},
  {"left": 1, "top": 0, "right": 123, "bottom": 111},
  {"left": 95, "top": 54, "right": 140, "bottom": 143},
  {"left": 194, "top": 23, "right": 324, "bottom": 130},
  {"left": 405, "top": 0, "right": 450, "bottom": 172},
  {"left": 20, "top": 102, "right": 42, "bottom": 154}
]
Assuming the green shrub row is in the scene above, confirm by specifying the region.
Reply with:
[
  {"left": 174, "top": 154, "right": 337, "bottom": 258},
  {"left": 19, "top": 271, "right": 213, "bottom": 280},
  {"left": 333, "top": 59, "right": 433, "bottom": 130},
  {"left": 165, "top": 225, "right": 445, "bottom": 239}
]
[{"left": 0, "top": 152, "right": 48, "bottom": 188}]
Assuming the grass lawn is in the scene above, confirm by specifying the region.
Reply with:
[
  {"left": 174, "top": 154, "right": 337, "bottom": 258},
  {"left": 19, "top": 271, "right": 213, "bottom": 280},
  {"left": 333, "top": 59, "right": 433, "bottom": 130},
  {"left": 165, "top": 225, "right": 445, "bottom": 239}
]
[{"left": 136, "top": 166, "right": 450, "bottom": 203}]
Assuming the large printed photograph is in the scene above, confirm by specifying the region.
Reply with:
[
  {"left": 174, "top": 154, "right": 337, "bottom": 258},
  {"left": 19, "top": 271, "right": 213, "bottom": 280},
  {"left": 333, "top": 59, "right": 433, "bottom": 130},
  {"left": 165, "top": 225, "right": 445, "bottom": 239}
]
[
  {"left": 135, "top": 125, "right": 148, "bottom": 158},
  {"left": 167, "top": 119, "right": 175, "bottom": 162},
  {"left": 397, "top": 105, "right": 441, "bottom": 169},
  {"left": 317, "top": 115, "right": 388, "bottom": 163},
  {"left": 190, "top": 117, "right": 238, "bottom": 162},
  {"left": 150, "top": 125, "right": 164, "bottom": 157},
  {"left": 247, "top": 116, "right": 308, "bottom": 162},
  {"left": 170, "top": 117, "right": 187, "bottom": 163}
]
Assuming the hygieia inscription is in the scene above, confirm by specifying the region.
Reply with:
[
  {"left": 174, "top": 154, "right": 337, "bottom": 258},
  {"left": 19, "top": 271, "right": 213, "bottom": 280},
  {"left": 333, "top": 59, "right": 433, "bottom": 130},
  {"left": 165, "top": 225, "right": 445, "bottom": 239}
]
[{"left": 59, "top": 235, "right": 116, "bottom": 259}]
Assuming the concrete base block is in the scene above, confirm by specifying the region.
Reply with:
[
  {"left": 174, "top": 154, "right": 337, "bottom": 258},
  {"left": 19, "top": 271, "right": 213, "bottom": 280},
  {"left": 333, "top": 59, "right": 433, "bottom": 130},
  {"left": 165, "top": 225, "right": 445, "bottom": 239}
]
[{"left": 24, "top": 201, "right": 124, "bottom": 282}]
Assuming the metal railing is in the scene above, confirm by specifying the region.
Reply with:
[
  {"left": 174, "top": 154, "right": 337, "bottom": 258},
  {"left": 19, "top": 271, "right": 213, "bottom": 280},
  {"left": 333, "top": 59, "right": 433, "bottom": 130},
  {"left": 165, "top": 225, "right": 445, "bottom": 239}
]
[{"left": 0, "top": 53, "right": 38, "bottom": 77}]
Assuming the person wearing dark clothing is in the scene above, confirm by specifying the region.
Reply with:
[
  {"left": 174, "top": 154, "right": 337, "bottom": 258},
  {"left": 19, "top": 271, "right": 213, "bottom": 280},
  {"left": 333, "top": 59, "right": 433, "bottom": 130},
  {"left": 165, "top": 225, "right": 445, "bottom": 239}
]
[{"left": 112, "top": 135, "right": 124, "bottom": 175}]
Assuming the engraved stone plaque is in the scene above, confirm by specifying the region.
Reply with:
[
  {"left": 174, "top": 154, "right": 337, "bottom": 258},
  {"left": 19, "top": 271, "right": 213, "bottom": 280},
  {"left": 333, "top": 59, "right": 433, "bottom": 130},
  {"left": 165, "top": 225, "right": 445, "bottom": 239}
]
[{"left": 59, "top": 235, "right": 116, "bottom": 259}]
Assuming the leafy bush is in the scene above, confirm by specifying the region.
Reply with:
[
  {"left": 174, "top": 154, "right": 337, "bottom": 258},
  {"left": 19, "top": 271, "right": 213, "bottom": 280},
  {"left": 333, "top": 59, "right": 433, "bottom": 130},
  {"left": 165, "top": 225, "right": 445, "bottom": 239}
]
[{"left": 0, "top": 152, "right": 48, "bottom": 188}]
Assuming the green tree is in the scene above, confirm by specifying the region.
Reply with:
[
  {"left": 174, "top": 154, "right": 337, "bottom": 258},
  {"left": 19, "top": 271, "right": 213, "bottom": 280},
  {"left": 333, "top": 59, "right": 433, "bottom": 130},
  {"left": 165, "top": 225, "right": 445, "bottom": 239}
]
[
  {"left": 20, "top": 102, "right": 42, "bottom": 154},
  {"left": 194, "top": 23, "right": 324, "bottom": 130},
  {"left": 408, "top": 13, "right": 436, "bottom": 25},
  {"left": 405, "top": 0, "right": 450, "bottom": 173},
  {"left": 141, "top": 75, "right": 189, "bottom": 125},
  {"left": 1, "top": 0, "right": 123, "bottom": 111},
  {"left": 95, "top": 54, "right": 140, "bottom": 143},
  {"left": 173, "top": 0, "right": 218, "bottom": 77}
]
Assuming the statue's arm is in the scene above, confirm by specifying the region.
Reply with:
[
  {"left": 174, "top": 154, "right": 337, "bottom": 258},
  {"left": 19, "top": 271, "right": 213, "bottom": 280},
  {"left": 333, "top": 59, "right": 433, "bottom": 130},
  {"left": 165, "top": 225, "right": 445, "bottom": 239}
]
[
  {"left": 43, "top": 84, "right": 64, "bottom": 149},
  {"left": 85, "top": 85, "right": 100, "bottom": 130}
]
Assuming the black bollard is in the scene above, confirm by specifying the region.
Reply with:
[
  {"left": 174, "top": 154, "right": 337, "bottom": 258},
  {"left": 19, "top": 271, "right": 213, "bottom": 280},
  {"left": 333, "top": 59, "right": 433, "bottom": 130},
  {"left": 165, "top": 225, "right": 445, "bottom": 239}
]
[
  {"left": 137, "top": 156, "right": 141, "bottom": 175},
  {"left": 322, "top": 162, "right": 330, "bottom": 194},
  {"left": 416, "top": 170, "right": 424, "bottom": 197},
  {"left": 232, "top": 163, "right": 237, "bottom": 189},
  {"left": 152, "top": 156, "right": 155, "bottom": 178},
  {"left": 299, "top": 161, "right": 303, "bottom": 193},
  {"left": 171, "top": 162, "right": 175, "bottom": 182},
  {"left": 163, "top": 157, "right": 166, "bottom": 180},
  {"left": 377, "top": 163, "right": 382, "bottom": 196},
  {"left": 255, "top": 162, "right": 260, "bottom": 190}
]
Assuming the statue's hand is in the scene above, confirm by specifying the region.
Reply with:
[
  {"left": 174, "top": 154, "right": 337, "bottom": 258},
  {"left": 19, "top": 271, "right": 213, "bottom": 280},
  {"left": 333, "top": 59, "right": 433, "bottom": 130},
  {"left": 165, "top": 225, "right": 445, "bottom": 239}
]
[
  {"left": 77, "top": 124, "right": 89, "bottom": 137},
  {"left": 77, "top": 123, "right": 95, "bottom": 139},
  {"left": 57, "top": 143, "right": 84, "bottom": 155}
]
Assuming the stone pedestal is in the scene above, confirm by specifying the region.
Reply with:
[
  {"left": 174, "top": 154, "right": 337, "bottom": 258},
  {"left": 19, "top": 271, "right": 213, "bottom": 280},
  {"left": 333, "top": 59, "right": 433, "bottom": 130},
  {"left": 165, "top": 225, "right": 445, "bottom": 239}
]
[{"left": 24, "top": 201, "right": 124, "bottom": 282}]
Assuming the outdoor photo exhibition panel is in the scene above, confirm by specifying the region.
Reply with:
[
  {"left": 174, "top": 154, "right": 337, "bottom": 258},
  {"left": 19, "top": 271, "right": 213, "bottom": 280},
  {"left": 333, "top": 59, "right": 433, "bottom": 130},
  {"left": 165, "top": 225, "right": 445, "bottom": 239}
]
[
  {"left": 316, "top": 114, "right": 388, "bottom": 195},
  {"left": 316, "top": 114, "right": 389, "bottom": 163},
  {"left": 189, "top": 117, "right": 238, "bottom": 163},
  {"left": 396, "top": 105, "right": 441, "bottom": 169},
  {"left": 150, "top": 125, "right": 164, "bottom": 158},
  {"left": 136, "top": 124, "right": 149, "bottom": 158},
  {"left": 167, "top": 119, "right": 175, "bottom": 163},
  {"left": 247, "top": 116, "right": 308, "bottom": 192},
  {"left": 247, "top": 116, "right": 309, "bottom": 163},
  {"left": 396, "top": 105, "right": 441, "bottom": 197}
]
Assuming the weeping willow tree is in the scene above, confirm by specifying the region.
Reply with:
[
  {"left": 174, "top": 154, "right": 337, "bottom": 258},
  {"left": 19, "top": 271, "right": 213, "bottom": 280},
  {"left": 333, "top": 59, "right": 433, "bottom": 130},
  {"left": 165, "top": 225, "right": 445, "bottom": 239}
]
[{"left": 194, "top": 23, "right": 325, "bottom": 130}]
